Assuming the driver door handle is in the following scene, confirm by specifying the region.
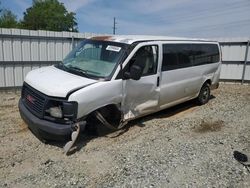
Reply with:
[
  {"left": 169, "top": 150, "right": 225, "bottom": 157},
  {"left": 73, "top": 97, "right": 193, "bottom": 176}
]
[{"left": 157, "top": 76, "right": 160, "bottom": 87}]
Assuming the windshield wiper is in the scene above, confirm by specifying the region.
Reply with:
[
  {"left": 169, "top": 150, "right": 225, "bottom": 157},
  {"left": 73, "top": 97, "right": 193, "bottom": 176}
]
[
  {"left": 57, "top": 62, "right": 68, "bottom": 70},
  {"left": 66, "top": 65, "right": 90, "bottom": 78}
]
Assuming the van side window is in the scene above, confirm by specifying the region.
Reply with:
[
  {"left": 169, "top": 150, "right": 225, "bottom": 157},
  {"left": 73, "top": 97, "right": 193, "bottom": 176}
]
[
  {"left": 130, "top": 45, "right": 158, "bottom": 76},
  {"left": 162, "top": 44, "right": 220, "bottom": 71},
  {"left": 192, "top": 44, "right": 219, "bottom": 66},
  {"left": 162, "top": 44, "right": 193, "bottom": 71}
]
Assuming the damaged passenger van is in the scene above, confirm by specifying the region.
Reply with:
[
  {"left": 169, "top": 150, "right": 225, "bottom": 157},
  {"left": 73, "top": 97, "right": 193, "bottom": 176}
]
[{"left": 19, "top": 35, "right": 221, "bottom": 151}]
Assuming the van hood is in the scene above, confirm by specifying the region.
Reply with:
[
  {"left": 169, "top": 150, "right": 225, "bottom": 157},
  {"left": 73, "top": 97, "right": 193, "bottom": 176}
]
[{"left": 25, "top": 66, "right": 97, "bottom": 98}]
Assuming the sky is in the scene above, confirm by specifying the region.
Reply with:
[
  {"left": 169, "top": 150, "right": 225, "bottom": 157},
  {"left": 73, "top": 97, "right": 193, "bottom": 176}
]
[{"left": 1, "top": 0, "right": 250, "bottom": 38}]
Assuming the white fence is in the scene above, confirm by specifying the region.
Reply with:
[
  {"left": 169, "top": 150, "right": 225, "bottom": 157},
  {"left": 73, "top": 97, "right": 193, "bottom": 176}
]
[
  {"left": 219, "top": 38, "right": 250, "bottom": 82},
  {"left": 0, "top": 28, "right": 249, "bottom": 88},
  {"left": 0, "top": 28, "right": 100, "bottom": 88}
]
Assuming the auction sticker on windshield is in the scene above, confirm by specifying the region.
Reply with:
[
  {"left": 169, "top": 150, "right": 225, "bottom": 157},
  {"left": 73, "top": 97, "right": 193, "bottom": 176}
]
[{"left": 106, "top": 45, "right": 121, "bottom": 52}]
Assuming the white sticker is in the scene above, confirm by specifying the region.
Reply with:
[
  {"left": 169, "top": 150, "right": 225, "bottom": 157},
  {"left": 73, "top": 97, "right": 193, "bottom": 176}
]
[{"left": 106, "top": 45, "right": 121, "bottom": 52}]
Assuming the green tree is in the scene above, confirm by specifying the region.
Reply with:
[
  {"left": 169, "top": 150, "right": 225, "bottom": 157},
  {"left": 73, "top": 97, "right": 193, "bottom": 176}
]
[
  {"left": 0, "top": 9, "right": 19, "bottom": 28},
  {"left": 22, "top": 0, "right": 78, "bottom": 32}
]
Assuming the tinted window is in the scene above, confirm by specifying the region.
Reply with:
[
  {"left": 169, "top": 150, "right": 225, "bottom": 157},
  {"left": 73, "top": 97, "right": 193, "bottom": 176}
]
[
  {"left": 162, "top": 44, "right": 193, "bottom": 71},
  {"left": 162, "top": 43, "right": 220, "bottom": 71},
  {"left": 192, "top": 44, "right": 219, "bottom": 66}
]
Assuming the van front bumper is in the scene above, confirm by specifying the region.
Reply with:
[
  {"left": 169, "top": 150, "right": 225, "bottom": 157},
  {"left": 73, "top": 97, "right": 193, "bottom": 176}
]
[{"left": 18, "top": 99, "right": 72, "bottom": 141}]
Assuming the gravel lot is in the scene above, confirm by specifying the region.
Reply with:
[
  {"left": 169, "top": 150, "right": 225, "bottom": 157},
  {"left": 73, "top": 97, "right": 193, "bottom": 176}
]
[{"left": 0, "top": 83, "right": 250, "bottom": 187}]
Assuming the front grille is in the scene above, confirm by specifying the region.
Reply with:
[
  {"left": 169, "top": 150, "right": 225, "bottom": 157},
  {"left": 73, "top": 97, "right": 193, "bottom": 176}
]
[{"left": 22, "top": 84, "right": 46, "bottom": 118}]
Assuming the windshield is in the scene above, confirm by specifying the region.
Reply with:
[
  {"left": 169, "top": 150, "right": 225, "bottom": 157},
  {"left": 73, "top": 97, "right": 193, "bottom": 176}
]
[{"left": 61, "top": 39, "right": 127, "bottom": 79}]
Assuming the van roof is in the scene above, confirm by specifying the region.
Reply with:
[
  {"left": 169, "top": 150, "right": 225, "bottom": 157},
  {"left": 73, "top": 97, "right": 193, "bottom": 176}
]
[{"left": 90, "top": 35, "right": 217, "bottom": 44}]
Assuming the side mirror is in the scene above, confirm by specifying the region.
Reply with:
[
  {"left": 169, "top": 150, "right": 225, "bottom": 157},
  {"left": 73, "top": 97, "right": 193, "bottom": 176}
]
[{"left": 124, "top": 64, "right": 143, "bottom": 80}]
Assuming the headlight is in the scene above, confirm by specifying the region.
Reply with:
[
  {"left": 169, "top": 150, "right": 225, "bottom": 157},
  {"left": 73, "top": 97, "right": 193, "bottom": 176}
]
[
  {"left": 45, "top": 101, "right": 78, "bottom": 120},
  {"left": 46, "top": 106, "right": 63, "bottom": 118},
  {"left": 62, "top": 102, "right": 78, "bottom": 119}
]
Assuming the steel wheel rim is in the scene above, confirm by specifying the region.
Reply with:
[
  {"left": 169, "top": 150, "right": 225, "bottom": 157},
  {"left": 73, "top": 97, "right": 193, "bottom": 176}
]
[{"left": 202, "top": 87, "right": 209, "bottom": 101}]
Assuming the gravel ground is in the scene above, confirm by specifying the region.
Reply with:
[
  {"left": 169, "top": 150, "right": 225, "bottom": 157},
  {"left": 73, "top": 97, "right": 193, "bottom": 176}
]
[{"left": 0, "top": 83, "right": 250, "bottom": 187}]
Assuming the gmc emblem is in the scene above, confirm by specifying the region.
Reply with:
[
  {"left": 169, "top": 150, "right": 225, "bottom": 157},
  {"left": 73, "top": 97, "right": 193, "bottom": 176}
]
[{"left": 27, "top": 95, "right": 36, "bottom": 104}]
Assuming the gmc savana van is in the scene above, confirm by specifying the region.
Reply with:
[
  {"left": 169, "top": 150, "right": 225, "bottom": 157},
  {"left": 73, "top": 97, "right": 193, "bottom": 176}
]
[{"left": 19, "top": 35, "right": 221, "bottom": 151}]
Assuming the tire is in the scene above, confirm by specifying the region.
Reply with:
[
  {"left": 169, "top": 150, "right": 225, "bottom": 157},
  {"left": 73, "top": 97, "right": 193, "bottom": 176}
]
[{"left": 197, "top": 83, "right": 210, "bottom": 105}]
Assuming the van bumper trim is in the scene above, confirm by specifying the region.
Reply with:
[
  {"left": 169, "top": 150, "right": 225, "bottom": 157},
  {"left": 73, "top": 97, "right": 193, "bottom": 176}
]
[{"left": 18, "top": 99, "right": 72, "bottom": 141}]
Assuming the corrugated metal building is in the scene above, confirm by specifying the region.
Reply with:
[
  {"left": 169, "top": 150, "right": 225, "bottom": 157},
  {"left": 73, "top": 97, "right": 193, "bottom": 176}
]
[
  {"left": 218, "top": 37, "right": 250, "bottom": 82},
  {"left": 0, "top": 28, "right": 249, "bottom": 88},
  {"left": 0, "top": 28, "right": 100, "bottom": 88}
]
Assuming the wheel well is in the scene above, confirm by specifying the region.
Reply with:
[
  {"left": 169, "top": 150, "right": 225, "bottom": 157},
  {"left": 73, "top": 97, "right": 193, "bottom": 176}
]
[
  {"left": 198, "top": 79, "right": 211, "bottom": 94},
  {"left": 86, "top": 104, "right": 122, "bottom": 127},
  {"left": 204, "top": 79, "right": 211, "bottom": 86}
]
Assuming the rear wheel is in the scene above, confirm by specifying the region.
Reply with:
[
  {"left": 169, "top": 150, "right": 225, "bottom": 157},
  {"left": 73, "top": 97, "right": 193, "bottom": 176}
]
[{"left": 197, "top": 83, "right": 210, "bottom": 105}]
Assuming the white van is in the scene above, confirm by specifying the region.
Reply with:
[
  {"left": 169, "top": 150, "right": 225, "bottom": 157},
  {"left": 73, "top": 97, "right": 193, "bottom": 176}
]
[{"left": 19, "top": 35, "right": 221, "bottom": 144}]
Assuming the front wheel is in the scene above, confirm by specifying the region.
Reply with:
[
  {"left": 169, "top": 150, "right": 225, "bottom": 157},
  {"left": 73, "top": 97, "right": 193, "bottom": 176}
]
[{"left": 197, "top": 83, "right": 210, "bottom": 105}]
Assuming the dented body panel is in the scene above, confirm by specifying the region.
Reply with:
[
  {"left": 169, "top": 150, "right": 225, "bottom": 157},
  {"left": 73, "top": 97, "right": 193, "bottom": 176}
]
[
  {"left": 122, "top": 74, "right": 160, "bottom": 120},
  {"left": 69, "top": 80, "right": 123, "bottom": 119}
]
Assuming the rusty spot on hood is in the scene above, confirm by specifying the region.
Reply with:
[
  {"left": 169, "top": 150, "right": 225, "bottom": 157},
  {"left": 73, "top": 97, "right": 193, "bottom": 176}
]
[{"left": 91, "top": 36, "right": 113, "bottom": 41}]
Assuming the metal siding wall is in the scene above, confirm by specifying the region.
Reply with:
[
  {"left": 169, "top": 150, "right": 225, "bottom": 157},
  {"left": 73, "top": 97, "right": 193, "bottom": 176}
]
[
  {"left": 219, "top": 41, "right": 249, "bottom": 81},
  {"left": 220, "top": 63, "right": 244, "bottom": 80},
  {"left": 31, "top": 40, "right": 39, "bottom": 61},
  {"left": 3, "top": 38, "right": 12, "bottom": 61},
  {"left": 13, "top": 40, "right": 22, "bottom": 61},
  {"left": 0, "top": 66, "right": 4, "bottom": 87},
  {"left": 23, "top": 65, "right": 32, "bottom": 80},
  {"left": 14, "top": 64, "right": 23, "bottom": 86},
  {"left": 0, "top": 29, "right": 249, "bottom": 88},
  {"left": 0, "top": 28, "right": 100, "bottom": 88},
  {"left": 244, "top": 64, "right": 250, "bottom": 80},
  {"left": 221, "top": 44, "right": 246, "bottom": 61},
  {"left": 0, "top": 37, "right": 4, "bottom": 87},
  {"left": 39, "top": 39, "right": 47, "bottom": 61},
  {"left": 0, "top": 38, "right": 3, "bottom": 61},
  {"left": 248, "top": 50, "right": 250, "bottom": 61},
  {"left": 5, "top": 65, "right": 14, "bottom": 86},
  {"left": 47, "top": 40, "right": 55, "bottom": 61},
  {"left": 22, "top": 38, "right": 31, "bottom": 61}
]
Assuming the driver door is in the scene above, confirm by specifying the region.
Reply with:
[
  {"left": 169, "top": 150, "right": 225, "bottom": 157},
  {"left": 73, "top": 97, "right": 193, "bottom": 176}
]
[{"left": 122, "top": 44, "right": 161, "bottom": 120}]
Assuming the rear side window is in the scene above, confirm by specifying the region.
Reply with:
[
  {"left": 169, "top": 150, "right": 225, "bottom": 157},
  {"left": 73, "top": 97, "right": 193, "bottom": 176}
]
[
  {"left": 192, "top": 44, "right": 219, "bottom": 66},
  {"left": 162, "top": 44, "right": 193, "bottom": 71},
  {"left": 162, "top": 43, "right": 219, "bottom": 71}
]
